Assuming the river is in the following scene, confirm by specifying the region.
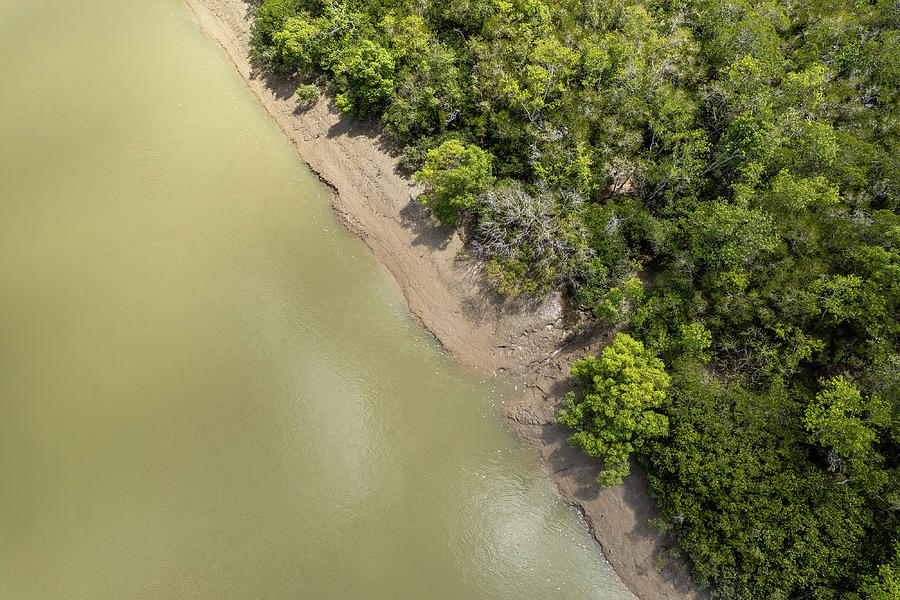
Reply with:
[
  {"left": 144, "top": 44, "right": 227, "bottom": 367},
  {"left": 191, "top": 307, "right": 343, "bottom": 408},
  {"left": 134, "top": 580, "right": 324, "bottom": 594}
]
[{"left": 0, "top": 1, "right": 634, "bottom": 598}]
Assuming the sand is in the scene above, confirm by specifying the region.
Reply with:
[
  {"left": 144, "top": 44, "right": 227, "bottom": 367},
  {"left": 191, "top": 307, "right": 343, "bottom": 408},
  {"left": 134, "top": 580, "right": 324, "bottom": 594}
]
[{"left": 182, "top": 2, "right": 707, "bottom": 598}]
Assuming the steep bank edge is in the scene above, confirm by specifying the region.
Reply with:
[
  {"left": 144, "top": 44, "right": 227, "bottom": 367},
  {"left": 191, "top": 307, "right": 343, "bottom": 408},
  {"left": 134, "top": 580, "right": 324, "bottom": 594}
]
[{"left": 181, "top": 1, "right": 707, "bottom": 599}]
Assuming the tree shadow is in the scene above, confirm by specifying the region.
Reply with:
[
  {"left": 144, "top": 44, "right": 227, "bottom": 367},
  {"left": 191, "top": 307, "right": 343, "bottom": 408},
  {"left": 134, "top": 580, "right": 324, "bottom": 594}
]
[
  {"left": 325, "top": 109, "right": 404, "bottom": 157},
  {"left": 242, "top": 0, "right": 257, "bottom": 19},
  {"left": 542, "top": 419, "right": 605, "bottom": 499},
  {"left": 620, "top": 462, "right": 711, "bottom": 597},
  {"left": 397, "top": 199, "right": 457, "bottom": 251},
  {"left": 293, "top": 100, "right": 317, "bottom": 115},
  {"left": 545, "top": 374, "right": 577, "bottom": 400},
  {"left": 458, "top": 258, "right": 575, "bottom": 325},
  {"left": 248, "top": 66, "right": 299, "bottom": 101},
  {"left": 327, "top": 114, "right": 374, "bottom": 139},
  {"left": 539, "top": 420, "right": 708, "bottom": 595}
]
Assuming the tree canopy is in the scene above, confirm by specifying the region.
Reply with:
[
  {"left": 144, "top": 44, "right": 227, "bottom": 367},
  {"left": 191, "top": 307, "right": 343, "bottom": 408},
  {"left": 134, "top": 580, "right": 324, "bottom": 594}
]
[
  {"left": 413, "top": 139, "right": 494, "bottom": 224},
  {"left": 558, "top": 333, "right": 671, "bottom": 486}
]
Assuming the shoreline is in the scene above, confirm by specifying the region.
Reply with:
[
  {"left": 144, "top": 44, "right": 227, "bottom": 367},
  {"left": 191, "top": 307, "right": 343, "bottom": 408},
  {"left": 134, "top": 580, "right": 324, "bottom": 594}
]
[{"left": 181, "top": 1, "right": 705, "bottom": 598}]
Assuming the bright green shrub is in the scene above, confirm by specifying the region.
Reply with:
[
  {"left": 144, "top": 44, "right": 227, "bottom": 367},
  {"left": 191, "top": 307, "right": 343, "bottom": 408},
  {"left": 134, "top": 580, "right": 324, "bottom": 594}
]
[
  {"left": 414, "top": 140, "right": 494, "bottom": 224},
  {"left": 558, "top": 334, "right": 671, "bottom": 486},
  {"left": 334, "top": 40, "right": 396, "bottom": 117}
]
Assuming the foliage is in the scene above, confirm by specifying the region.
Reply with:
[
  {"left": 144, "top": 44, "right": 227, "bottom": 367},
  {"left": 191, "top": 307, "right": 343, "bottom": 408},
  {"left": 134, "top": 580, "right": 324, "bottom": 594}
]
[
  {"left": 295, "top": 83, "right": 320, "bottom": 103},
  {"left": 861, "top": 544, "right": 900, "bottom": 600},
  {"left": 644, "top": 370, "right": 878, "bottom": 600},
  {"left": 413, "top": 140, "right": 494, "bottom": 224},
  {"left": 473, "top": 183, "right": 593, "bottom": 294},
  {"left": 805, "top": 377, "right": 890, "bottom": 465},
  {"left": 333, "top": 40, "right": 395, "bottom": 117},
  {"left": 558, "top": 334, "right": 671, "bottom": 486}
]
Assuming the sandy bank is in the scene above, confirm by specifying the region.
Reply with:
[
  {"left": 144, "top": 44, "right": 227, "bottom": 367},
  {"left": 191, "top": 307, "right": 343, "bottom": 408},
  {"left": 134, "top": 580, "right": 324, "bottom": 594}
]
[{"left": 181, "top": 1, "right": 706, "bottom": 598}]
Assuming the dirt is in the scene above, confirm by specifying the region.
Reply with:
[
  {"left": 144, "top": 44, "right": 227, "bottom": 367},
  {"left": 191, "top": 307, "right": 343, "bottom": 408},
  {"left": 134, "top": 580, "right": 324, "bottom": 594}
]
[{"left": 181, "top": 1, "right": 708, "bottom": 598}]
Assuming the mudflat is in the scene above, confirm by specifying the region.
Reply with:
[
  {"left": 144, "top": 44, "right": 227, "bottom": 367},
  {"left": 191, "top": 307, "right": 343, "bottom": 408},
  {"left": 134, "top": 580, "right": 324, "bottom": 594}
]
[{"left": 182, "top": 1, "right": 706, "bottom": 598}]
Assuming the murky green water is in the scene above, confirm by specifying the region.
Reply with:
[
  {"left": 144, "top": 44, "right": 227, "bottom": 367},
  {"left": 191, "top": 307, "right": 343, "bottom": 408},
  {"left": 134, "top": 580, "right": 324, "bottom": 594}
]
[{"left": 0, "top": 1, "right": 634, "bottom": 598}]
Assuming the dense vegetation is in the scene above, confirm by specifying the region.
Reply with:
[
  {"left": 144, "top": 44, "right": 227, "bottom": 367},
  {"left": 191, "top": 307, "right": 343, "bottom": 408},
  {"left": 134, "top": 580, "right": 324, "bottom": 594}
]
[{"left": 250, "top": 0, "right": 900, "bottom": 597}]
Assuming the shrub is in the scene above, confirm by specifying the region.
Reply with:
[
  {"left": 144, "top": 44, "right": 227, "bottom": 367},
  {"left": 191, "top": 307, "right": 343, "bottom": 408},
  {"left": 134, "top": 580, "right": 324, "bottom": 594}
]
[
  {"left": 473, "top": 183, "right": 593, "bottom": 294},
  {"left": 414, "top": 140, "right": 494, "bottom": 224},
  {"left": 295, "top": 83, "right": 321, "bottom": 103},
  {"left": 558, "top": 334, "right": 671, "bottom": 486}
]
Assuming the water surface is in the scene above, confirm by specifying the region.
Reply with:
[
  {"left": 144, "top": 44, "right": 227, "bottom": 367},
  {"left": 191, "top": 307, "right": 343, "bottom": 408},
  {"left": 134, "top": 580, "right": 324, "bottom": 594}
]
[{"left": 0, "top": 1, "right": 634, "bottom": 598}]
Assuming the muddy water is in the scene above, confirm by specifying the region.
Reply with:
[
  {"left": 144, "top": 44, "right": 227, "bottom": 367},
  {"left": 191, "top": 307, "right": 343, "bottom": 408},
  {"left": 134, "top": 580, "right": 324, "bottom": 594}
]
[{"left": 0, "top": 1, "right": 635, "bottom": 598}]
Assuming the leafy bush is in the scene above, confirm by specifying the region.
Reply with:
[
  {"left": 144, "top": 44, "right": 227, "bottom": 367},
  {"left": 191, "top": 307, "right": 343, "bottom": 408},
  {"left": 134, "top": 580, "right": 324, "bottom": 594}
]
[
  {"left": 295, "top": 83, "right": 320, "bottom": 103},
  {"left": 472, "top": 183, "right": 593, "bottom": 294},
  {"left": 558, "top": 334, "right": 671, "bottom": 486},
  {"left": 334, "top": 40, "right": 396, "bottom": 117},
  {"left": 413, "top": 140, "right": 494, "bottom": 224}
]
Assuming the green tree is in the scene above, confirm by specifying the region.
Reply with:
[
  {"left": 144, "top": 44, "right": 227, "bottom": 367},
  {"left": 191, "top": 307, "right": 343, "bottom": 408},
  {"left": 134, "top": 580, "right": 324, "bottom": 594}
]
[
  {"left": 414, "top": 140, "right": 494, "bottom": 223},
  {"left": 271, "top": 15, "right": 320, "bottom": 75},
  {"left": 334, "top": 40, "right": 396, "bottom": 117},
  {"left": 380, "top": 14, "right": 464, "bottom": 140},
  {"left": 680, "top": 322, "right": 712, "bottom": 362},
  {"left": 685, "top": 201, "right": 778, "bottom": 272},
  {"left": 861, "top": 544, "right": 900, "bottom": 600},
  {"left": 804, "top": 376, "right": 890, "bottom": 464},
  {"left": 558, "top": 333, "right": 671, "bottom": 486}
]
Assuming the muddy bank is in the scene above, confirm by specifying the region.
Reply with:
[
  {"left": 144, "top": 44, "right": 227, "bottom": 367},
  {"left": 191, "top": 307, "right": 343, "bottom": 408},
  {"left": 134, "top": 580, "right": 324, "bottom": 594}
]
[{"left": 181, "top": 1, "right": 706, "bottom": 598}]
